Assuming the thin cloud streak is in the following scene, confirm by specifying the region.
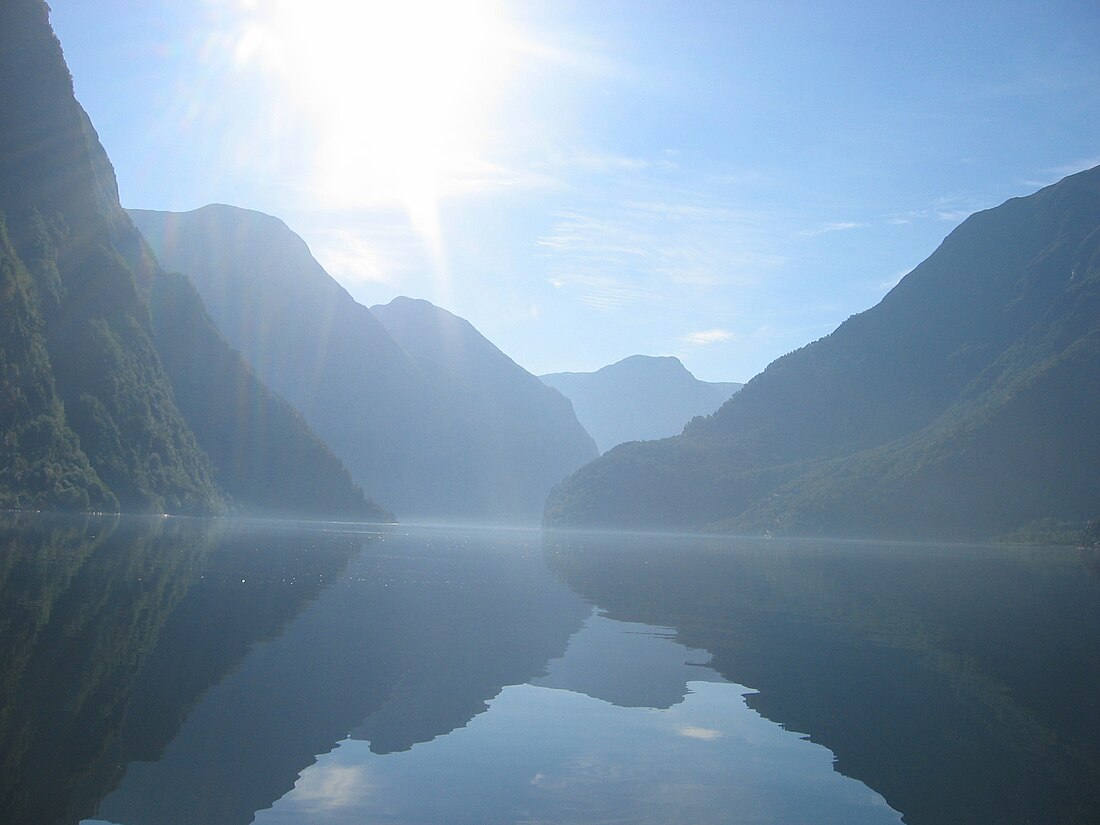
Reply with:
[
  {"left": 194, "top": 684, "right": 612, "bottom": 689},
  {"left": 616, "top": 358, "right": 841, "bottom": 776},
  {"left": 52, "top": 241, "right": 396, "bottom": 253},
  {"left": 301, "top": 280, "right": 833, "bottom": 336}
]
[
  {"left": 306, "top": 217, "right": 431, "bottom": 296},
  {"left": 536, "top": 153, "right": 787, "bottom": 316},
  {"left": 1024, "top": 156, "right": 1100, "bottom": 188},
  {"left": 797, "top": 221, "right": 868, "bottom": 237},
  {"left": 682, "top": 329, "right": 733, "bottom": 346}
]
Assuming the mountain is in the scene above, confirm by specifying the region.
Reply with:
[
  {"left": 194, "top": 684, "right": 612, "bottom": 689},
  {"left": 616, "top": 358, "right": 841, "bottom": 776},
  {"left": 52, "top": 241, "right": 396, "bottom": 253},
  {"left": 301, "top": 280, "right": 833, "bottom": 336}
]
[
  {"left": 370, "top": 296, "right": 598, "bottom": 520},
  {"left": 128, "top": 206, "right": 598, "bottom": 523},
  {"left": 147, "top": 270, "right": 389, "bottom": 521},
  {"left": 546, "top": 533, "right": 1100, "bottom": 825},
  {"left": 0, "top": 514, "right": 368, "bottom": 825},
  {"left": 540, "top": 355, "right": 741, "bottom": 452},
  {"left": 0, "top": 0, "right": 217, "bottom": 513},
  {"left": 0, "top": 0, "right": 384, "bottom": 521},
  {"left": 546, "top": 166, "right": 1100, "bottom": 541}
]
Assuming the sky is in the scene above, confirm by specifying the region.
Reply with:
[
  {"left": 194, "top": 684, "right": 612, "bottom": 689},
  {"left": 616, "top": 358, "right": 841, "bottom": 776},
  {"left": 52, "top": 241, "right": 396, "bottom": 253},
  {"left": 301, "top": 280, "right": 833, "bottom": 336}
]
[{"left": 47, "top": 0, "right": 1100, "bottom": 382}]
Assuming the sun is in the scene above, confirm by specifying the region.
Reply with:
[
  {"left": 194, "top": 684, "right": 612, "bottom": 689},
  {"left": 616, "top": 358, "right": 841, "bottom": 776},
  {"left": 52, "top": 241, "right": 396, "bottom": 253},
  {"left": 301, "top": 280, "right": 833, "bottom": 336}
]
[{"left": 219, "top": 0, "right": 517, "bottom": 247}]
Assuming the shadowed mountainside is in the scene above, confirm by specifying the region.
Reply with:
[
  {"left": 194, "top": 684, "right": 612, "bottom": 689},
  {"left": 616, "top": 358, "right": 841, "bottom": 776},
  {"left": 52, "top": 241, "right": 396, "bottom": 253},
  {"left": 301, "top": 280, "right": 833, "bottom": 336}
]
[
  {"left": 546, "top": 166, "right": 1100, "bottom": 541},
  {"left": 0, "top": 0, "right": 382, "bottom": 520},
  {"left": 370, "top": 296, "right": 598, "bottom": 520},
  {"left": 544, "top": 533, "right": 1100, "bottom": 825},
  {"left": 0, "top": 0, "right": 217, "bottom": 513},
  {"left": 130, "top": 205, "right": 597, "bottom": 523}
]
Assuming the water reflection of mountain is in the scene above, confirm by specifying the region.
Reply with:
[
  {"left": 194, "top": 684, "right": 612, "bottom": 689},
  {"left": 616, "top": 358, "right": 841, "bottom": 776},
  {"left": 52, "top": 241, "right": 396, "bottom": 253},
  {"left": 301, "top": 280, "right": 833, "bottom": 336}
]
[
  {"left": 544, "top": 533, "right": 1100, "bottom": 825},
  {"left": 2, "top": 519, "right": 590, "bottom": 825},
  {"left": 94, "top": 528, "right": 588, "bottom": 825},
  {"left": 15, "top": 518, "right": 1095, "bottom": 825},
  {"left": 0, "top": 515, "right": 363, "bottom": 825},
  {"left": 1, "top": 514, "right": 212, "bottom": 825},
  {"left": 532, "top": 611, "right": 725, "bottom": 708},
  {"left": 346, "top": 533, "right": 591, "bottom": 755}
]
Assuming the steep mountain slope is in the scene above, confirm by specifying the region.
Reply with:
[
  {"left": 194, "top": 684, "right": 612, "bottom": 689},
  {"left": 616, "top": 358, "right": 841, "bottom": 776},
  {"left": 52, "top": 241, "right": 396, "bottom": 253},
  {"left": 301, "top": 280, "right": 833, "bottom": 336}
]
[
  {"left": 148, "top": 271, "right": 390, "bottom": 521},
  {"left": 541, "top": 355, "right": 741, "bottom": 452},
  {"left": 0, "top": 0, "right": 219, "bottom": 513},
  {"left": 0, "top": 216, "right": 114, "bottom": 511},
  {"left": 546, "top": 166, "right": 1100, "bottom": 540},
  {"left": 0, "top": 0, "right": 381, "bottom": 520},
  {"left": 129, "top": 206, "right": 598, "bottom": 523},
  {"left": 370, "top": 297, "right": 598, "bottom": 520}
]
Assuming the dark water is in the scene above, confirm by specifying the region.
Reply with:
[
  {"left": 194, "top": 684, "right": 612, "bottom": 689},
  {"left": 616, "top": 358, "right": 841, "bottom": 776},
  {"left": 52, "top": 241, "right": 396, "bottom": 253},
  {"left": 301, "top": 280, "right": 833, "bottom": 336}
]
[{"left": 1, "top": 515, "right": 1098, "bottom": 824}]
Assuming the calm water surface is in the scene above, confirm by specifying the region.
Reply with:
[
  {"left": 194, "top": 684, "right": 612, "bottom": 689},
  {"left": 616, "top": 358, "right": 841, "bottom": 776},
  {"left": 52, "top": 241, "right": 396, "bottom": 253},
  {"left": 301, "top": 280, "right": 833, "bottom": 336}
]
[{"left": 1, "top": 514, "right": 1097, "bottom": 824}]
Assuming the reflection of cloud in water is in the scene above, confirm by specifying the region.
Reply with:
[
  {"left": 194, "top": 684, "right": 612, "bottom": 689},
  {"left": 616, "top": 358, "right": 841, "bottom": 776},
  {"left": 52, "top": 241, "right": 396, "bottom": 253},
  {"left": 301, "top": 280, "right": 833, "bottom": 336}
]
[
  {"left": 257, "top": 678, "right": 902, "bottom": 824},
  {"left": 677, "top": 725, "right": 723, "bottom": 741},
  {"left": 289, "top": 762, "right": 373, "bottom": 811},
  {"left": 532, "top": 610, "right": 725, "bottom": 709}
]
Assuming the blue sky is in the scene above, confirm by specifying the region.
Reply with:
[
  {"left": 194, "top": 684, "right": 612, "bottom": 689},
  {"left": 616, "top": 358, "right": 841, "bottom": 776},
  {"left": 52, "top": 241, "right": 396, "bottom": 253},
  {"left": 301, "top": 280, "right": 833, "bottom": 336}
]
[{"left": 49, "top": 0, "right": 1100, "bottom": 381}]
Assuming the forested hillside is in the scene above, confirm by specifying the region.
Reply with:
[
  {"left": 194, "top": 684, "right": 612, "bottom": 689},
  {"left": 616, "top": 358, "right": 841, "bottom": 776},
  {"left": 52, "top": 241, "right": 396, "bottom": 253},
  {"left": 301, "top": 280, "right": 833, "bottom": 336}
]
[
  {"left": 546, "top": 167, "right": 1100, "bottom": 541},
  {"left": 0, "top": 0, "right": 384, "bottom": 520}
]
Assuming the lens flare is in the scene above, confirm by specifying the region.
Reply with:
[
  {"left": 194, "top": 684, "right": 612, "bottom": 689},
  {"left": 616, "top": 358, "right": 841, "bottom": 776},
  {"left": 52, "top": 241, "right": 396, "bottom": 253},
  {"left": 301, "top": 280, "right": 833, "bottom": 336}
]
[{"left": 211, "top": 0, "right": 518, "bottom": 286}]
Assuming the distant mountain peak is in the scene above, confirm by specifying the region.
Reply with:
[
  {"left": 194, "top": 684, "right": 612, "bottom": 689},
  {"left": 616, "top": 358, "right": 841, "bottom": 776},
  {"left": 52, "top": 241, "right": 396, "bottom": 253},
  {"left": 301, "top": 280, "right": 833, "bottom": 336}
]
[
  {"left": 603, "top": 354, "right": 690, "bottom": 373},
  {"left": 541, "top": 356, "right": 742, "bottom": 453}
]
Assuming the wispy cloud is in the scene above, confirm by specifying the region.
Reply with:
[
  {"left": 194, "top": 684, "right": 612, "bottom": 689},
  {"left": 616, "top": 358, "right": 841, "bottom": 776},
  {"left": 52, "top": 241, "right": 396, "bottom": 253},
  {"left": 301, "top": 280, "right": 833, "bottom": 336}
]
[
  {"left": 876, "top": 269, "right": 910, "bottom": 292},
  {"left": 544, "top": 268, "right": 665, "bottom": 311},
  {"left": 288, "top": 761, "right": 373, "bottom": 812},
  {"left": 900, "top": 193, "right": 991, "bottom": 224},
  {"left": 536, "top": 159, "right": 785, "bottom": 314},
  {"left": 797, "top": 221, "right": 867, "bottom": 237},
  {"left": 547, "top": 150, "right": 680, "bottom": 176},
  {"left": 444, "top": 158, "right": 561, "bottom": 197},
  {"left": 307, "top": 220, "right": 426, "bottom": 289},
  {"left": 1023, "top": 156, "right": 1100, "bottom": 189},
  {"left": 681, "top": 329, "right": 733, "bottom": 346}
]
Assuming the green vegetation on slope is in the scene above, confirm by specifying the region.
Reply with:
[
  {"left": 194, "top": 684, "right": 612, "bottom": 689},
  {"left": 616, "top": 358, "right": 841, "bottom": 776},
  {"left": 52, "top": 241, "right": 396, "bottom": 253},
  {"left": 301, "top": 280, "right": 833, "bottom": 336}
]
[
  {"left": 546, "top": 166, "right": 1100, "bottom": 541},
  {"left": 0, "top": 0, "right": 222, "bottom": 514},
  {"left": 0, "top": 0, "right": 383, "bottom": 520},
  {"left": 0, "top": 215, "right": 114, "bottom": 511}
]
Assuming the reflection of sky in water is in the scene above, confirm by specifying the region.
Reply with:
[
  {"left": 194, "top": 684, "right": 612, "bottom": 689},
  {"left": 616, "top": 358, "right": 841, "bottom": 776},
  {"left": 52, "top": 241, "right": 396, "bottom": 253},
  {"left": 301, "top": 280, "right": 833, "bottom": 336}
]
[
  {"left": 259, "top": 684, "right": 900, "bottom": 825},
  {"left": 256, "top": 613, "right": 902, "bottom": 825}
]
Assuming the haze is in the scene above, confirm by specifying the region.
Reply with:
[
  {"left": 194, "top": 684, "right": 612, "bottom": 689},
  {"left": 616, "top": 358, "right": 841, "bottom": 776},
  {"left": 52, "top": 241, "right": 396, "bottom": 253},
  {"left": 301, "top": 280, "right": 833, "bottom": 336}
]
[{"left": 47, "top": 0, "right": 1100, "bottom": 382}]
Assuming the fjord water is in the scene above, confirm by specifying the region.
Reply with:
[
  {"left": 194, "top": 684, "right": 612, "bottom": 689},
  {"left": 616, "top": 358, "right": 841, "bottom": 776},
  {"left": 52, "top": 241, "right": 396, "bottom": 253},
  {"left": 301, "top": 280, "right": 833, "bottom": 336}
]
[{"left": 1, "top": 516, "right": 1097, "bottom": 824}]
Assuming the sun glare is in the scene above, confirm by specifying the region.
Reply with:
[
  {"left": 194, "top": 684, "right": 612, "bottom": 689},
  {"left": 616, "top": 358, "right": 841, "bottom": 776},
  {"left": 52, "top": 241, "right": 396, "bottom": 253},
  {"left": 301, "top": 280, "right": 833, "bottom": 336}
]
[{"left": 220, "top": 0, "right": 516, "bottom": 259}]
